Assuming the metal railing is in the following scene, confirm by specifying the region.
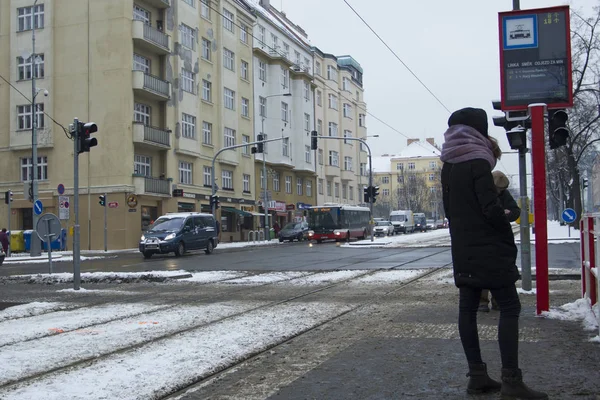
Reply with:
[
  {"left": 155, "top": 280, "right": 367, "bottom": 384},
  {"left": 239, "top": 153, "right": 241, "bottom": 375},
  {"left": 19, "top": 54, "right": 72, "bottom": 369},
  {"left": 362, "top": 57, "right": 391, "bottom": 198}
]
[
  {"left": 143, "top": 23, "right": 169, "bottom": 50},
  {"left": 143, "top": 73, "right": 170, "bottom": 97},
  {"left": 144, "top": 177, "right": 170, "bottom": 195},
  {"left": 144, "top": 125, "right": 170, "bottom": 147}
]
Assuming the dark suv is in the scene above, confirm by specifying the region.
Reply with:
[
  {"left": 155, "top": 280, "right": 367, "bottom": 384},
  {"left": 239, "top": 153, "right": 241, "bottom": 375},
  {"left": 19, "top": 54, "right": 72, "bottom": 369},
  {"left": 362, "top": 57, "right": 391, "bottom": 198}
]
[{"left": 139, "top": 212, "right": 218, "bottom": 258}]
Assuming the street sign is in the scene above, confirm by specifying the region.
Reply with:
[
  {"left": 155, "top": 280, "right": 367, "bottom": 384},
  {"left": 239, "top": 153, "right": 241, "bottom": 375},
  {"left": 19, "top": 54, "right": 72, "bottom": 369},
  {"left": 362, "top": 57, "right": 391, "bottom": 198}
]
[
  {"left": 498, "top": 6, "right": 572, "bottom": 111},
  {"left": 561, "top": 208, "right": 577, "bottom": 223},
  {"left": 57, "top": 183, "right": 65, "bottom": 195},
  {"left": 108, "top": 202, "right": 119, "bottom": 209},
  {"left": 36, "top": 213, "right": 61, "bottom": 242},
  {"left": 58, "top": 195, "right": 70, "bottom": 220},
  {"left": 33, "top": 199, "right": 43, "bottom": 215}
]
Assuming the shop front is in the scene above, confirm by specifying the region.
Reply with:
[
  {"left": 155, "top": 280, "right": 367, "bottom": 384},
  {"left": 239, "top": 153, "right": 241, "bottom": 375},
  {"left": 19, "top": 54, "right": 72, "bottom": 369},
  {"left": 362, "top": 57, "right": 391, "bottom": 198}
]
[{"left": 295, "top": 202, "right": 313, "bottom": 222}]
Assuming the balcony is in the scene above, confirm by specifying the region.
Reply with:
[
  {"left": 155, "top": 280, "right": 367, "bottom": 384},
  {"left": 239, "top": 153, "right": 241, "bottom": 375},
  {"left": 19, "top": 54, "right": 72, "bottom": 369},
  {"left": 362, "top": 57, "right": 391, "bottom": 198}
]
[
  {"left": 341, "top": 169, "right": 355, "bottom": 181},
  {"left": 144, "top": 0, "right": 170, "bottom": 9},
  {"left": 290, "top": 63, "right": 313, "bottom": 78},
  {"left": 133, "top": 122, "right": 171, "bottom": 149},
  {"left": 132, "top": 70, "right": 170, "bottom": 101},
  {"left": 132, "top": 20, "right": 170, "bottom": 54},
  {"left": 133, "top": 176, "right": 171, "bottom": 197},
  {"left": 253, "top": 45, "right": 293, "bottom": 66}
]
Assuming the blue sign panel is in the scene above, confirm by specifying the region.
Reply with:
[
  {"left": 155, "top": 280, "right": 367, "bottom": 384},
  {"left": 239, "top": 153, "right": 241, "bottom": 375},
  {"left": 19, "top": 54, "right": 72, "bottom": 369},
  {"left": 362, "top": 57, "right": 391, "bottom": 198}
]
[
  {"left": 33, "top": 199, "right": 43, "bottom": 216},
  {"left": 561, "top": 208, "right": 576, "bottom": 223},
  {"left": 57, "top": 183, "right": 65, "bottom": 195}
]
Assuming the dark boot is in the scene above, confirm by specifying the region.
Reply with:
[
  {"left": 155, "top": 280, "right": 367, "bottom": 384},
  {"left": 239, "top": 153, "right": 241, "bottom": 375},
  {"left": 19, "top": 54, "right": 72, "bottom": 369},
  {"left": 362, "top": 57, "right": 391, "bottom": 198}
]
[
  {"left": 466, "top": 363, "right": 501, "bottom": 394},
  {"left": 501, "top": 368, "right": 548, "bottom": 399}
]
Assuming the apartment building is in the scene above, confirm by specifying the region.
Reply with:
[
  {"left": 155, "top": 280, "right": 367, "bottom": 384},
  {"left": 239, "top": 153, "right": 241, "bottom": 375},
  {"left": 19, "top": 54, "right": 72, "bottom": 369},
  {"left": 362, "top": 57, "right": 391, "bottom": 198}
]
[
  {"left": 246, "top": 0, "right": 317, "bottom": 226},
  {"left": 0, "top": 0, "right": 258, "bottom": 249},
  {"left": 371, "top": 139, "right": 442, "bottom": 218},
  {"left": 313, "top": 48, "right": 368, "bottom": 206}
]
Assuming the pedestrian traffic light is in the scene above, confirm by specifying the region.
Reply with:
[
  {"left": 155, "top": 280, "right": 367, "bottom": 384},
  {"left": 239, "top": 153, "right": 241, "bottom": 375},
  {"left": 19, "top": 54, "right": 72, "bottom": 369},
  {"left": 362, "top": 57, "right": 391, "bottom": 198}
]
[
  {"left": 311, "top": 130, "right": 318, "bottom": 150},
  {"left": 363, "top": 186, "right": 370, "bottom": 203},
  {"left": 548, "top": 109, "right": 569, "bottom": 149},
  {"left": 98, "top": 195, "right": 106, "bottom": 207},
  {"left": 77, "top": 122, "right": 98, "bottom": 154},
  {"left": 371, "top": 186, "right": 380, "bottom": 203},
  {"left": 251, "top": 146, "right": 258, "bottom": 154},
  {"left": 506, "top": 126, "right": 527, "bottom": 150},
  {"left": 4, "top": 190, "right": 13, "bottom": 205},
  {"left": 211, "top": 194, "right": 220, "bottom": 209},
  {"left": 256, "top": 134, "right": 264, "bottom": 153}
]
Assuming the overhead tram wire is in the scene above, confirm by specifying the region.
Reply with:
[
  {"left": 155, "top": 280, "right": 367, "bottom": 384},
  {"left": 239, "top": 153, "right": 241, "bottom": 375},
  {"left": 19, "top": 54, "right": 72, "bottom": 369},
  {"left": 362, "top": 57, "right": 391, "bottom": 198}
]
[
  {"left": 205, "top": 1, "right": 440, "bottom": 156},
  {"left": 342, "top": 0, "right": 452, "bottom": 115},
  {"left": 0, "top": 73, "right": 72, "bottom": 139}
]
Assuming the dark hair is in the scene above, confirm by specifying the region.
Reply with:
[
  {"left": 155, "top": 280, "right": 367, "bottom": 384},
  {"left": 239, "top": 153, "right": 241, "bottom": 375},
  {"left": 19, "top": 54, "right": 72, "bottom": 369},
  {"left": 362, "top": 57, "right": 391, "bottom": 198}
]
[
  {"left": 489, "top": 137, "right": 502, "bottom": 160},
  {"left": 1, "top": 228, "right": 6, "bottom": 233}
]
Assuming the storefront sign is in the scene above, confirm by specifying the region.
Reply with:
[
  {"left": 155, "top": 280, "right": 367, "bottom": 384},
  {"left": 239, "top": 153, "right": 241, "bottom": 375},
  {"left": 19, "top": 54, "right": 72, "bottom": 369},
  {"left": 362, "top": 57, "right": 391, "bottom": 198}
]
[
  {"left": 182, "top": 192, "right": 196, "bottom": 199},
  {"left": 273, "top": 201, "right": 286, "bottom": 212},
  {"left": 296, "top": 202, "right": 312, "bottom": 209},
  {"left": 286, "top": 204, "right": 295, "bottom": 211}
]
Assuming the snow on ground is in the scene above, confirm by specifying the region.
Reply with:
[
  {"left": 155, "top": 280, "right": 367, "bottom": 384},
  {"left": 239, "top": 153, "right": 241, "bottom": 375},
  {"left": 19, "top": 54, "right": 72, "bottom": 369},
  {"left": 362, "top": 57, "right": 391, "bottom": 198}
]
[
  {"left": 352, "top": 269, "right": 424, "bottom": 284},
  {"left": 220, "top": 271, "right": 312, "bottom": 284},
  {"left": 179, "top": 270, "right": 248, "bottom": 283},
  {"left": 542, "top": 298, "right": 600, "bottom": 342},
  {"left": 0, "top": 302, "right": 72, "bottom": 323},
  {"left": 7, "top": 270, "right": 191, "bottom": 284},
  {"left": 3, "top": 254, "right": 105, "bottom": 264},
  {"left": 0, "top": 302, "right": 354, "bottom": 400}
]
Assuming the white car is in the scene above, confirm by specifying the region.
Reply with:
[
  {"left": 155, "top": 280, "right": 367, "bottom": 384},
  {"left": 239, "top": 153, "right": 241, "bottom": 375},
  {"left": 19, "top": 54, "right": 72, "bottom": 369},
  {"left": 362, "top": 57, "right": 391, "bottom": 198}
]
[{"left": 373, "top": 220, "right": 394, "bottom": 236}]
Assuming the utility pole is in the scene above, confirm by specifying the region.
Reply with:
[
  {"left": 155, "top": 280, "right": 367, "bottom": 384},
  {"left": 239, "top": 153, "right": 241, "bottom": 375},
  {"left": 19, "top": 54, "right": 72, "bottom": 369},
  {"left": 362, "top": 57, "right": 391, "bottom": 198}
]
[
  {"left": 30, "top": 0, "right": 41, "bottom": 257},
  {"left": 104, "top": 192, "right": 108, "bottom": 252},
  {"left": 261, "top": 120, "right": 269, "bottom": 242},
  {"left": 72, "top": 118, "right": 81, "bottom": 290}
]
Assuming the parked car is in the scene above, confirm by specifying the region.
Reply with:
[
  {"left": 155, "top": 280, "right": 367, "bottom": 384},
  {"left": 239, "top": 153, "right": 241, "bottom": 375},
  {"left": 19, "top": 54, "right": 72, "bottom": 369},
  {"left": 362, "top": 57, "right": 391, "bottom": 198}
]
[
  {"left": 139, "top": 212, "right": 218, "bottom": 258},
  {"left": 426, "top": 219, "right": 436, "bottom": 230},
  {"left": 436, "top": 219, "right": 448, "bottom": 229},
  {"left": 278, "top": 221, "right": 309, "bottom": 242},
  {"left": 414, "top": 213, "right": 427, "bottom": 232},
  {"left": 373, "top": 220, "right": 394, "bottom": 236}
]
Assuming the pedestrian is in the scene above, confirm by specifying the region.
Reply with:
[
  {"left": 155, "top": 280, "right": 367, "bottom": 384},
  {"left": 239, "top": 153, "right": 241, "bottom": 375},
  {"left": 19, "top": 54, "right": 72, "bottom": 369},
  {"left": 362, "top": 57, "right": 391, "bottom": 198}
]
[
  {"left": 441, "top": 107, "right": 546, "bottom": 399},
  {"left": 273, "top": 221, "right": 281, "bottom": 238},
  {"left": 0, "top": 228, "right": 9, "bottom": 254},
  {"left": 480, "top": 170, "right": 522, "bottom": 312}
]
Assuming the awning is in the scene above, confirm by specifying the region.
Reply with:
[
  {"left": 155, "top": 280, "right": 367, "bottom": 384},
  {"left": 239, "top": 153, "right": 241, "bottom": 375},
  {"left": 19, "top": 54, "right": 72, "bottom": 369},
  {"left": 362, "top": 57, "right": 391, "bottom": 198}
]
[
  {"left": 251, "top": 212, "right": 264, "bottom": 217},
  {"left": 276, "top": 212, "right": 288, "bottom": 217},
  {"left": 222, "top": 207, "right": 252, "bottom": 217}
]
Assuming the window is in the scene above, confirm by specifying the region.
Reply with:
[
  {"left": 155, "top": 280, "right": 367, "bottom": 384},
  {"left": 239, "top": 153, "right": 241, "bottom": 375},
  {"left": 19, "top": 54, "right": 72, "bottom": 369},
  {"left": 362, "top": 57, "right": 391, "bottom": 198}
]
[
  {"left": 304, "top": 113, "right": 311, "bottom": 131},
  {"left": 396, "top": 163, "right": 404, "bottom": 170},
  {"left": 318, "top": 149, "right": 324, "bottom": 165},
  {"left": 326, "top": 180, "right": 332, "bottom": 196},
  {"left": 383, "top": 189, "right": 390, "bottom": 196},
  {"left": 21, "top": 156, "right": 48, "bottom": 181},
  {"left": 260, "top": 169, "right": 265, "bottom": 189},
  {"left": 18, "top": 4, "right": 44, "bottom": 31},
  {"left": 297, "top": 178, "right": 303, "bottom": 195},
  {"left": 224, "top": 88, "right": 235, "bottom": 110},
  {"left": 17, "top": 104, "right": 44, "bottom": 130},
  {"left": 258, "top": 61, "right": 267, "bottom": 81},
  {"left": 133, "top": 54, "right": 149, "bottom": 73},
  {"left": 180, "top": 24, "right": 196, "bottom": 50},
  {"left": 429, "top": 174, "right": 436, "bottom": 181},
  {"left": 317, "top": 119, "right": 323, "bottom": 135},
  {"left": 315, "top": 61, "right": 322, "bottom": 76},
  {"left": 283, "top": 43, "right": 290, "bottom": 57},
  {"left": 241, "top": 60, "right": 249, "bottom": 80},
  {"left": 18, "top": 54, "right": 45, "bottom": 80},
  {"left": 398, "top": 175, "right": 405, "bottom": 184},
  {"left": 273, "top": 172, "right": 280, "bottom": 192},
  {"left": 241, "top": 97, "right": 249, "bottom": 117},
  {"left": 258, "top": 25, "right": 265, "bottom": 44},
  {"left": 133, "top": 5, "right": 150, "bottom": 24},
  {"left": 243, "top": 174, "right": 251, "bottom": 192},
  {"left": 202, "top": 121, "right": 212, "bottom": 144},
  {"left": 318, "top": 179, "right": 324, "bottom": 195},
  {"left": 134, "top": 155, "right": 151, "bottom": 176},
  {"left": 282, "top": 138, "right": 289, "bottom": 157},
  {"left": 259, "top": 96, "right": 267, "bottom": 117},
  {"left": 329, "top": 151, "right": 339, "bottom": 167},
  {"left": 344, "top": 156, "right": 353, "bottom": 171},
  {"left": 182, "top": 69, "right": 195, "bottom": 93},
  {"left": 271, "top": 33, "right": 278, "bottom": 49},
  {"left": 222, "top": 170, "right": 233, "bottom": 189},
  {"left": 382, "top": 176, "right": 390, "bottom": 184},
  {"left": 342, "top": 184, "right": 347, "bottom": 200},
  {"left": 285, "top": 176, "right": 292, "bottom": 194},
  {"left": 328, "top": 122, "right": 338, "bottom": 137},
  {"left": 316, "top": 90, "right": 322, "bottom": 106},
  {"left": 334, "top": 183, "right": 340, "bottom": 198},
  {"left": 344, "top": 130, "right": 352, "bottom": 144},
  {"left": 341, "top": 77, "right": 350, "bottom": 91},
  {"left": 181, "top": 113, "right": 196, "bottom": 138},
  {"left": 240, "top": 24, "right": 248, "bottom": 44},
  {"left": 360, "top": 163, "right": 367, "bottom": 176},
  {"left": 203, "top": 166, "right": 212, "bottom": 186},
  {"left": 223, "top": 9, "right": 234, "bottom": 32},
  {"left": 201, "top": 38, "right": 211, "bottom": 61},
  {"left": 223, "top": 48, "right": 235, "bottom": 71},
  {"left": 202, "top": 80, "right": 212, "bottom": 101},
  {"left": 304, "top": 57, "right": 311, "bottom": 71},
  {"left": 328, "top": 94, "right": 338, "bottom": 110},
  {"left": 242, "top": 134, "right": 250, "bottom": 154},
  {"left": 224, "top": 127, "right": 236, "bottom": 147},
  {"left": 182, "top": 0, "right": 195, "bottom": 7},
  {"left": 179, "top": 161, "right": 193, "bottom": 184},
  {"left": 429, "top": 161, "right": 438, "bottom": 170},
  {"left": 281, "top": 102, "right": 288, "bottom": 122},
  {"left": 281, "top": 66, "right": 289, "bottom": 88},
  {"left": 409, "top": 175, "right": 416, "bottom": 182},
  {"left": 349, "top": 186, "right": 354, "bottom": 201},
  {"left": 327, "top": 65, "right": 338, "bottom": 81},
  {"left": 307, "top": 180, "right": 312, "bottom": 197},
  {"left": 408, "top": 162, "right": 416, "bottom": 170},
  {"left": 303, "top": 82, "right": 310, "bottom": 101},
  {"left": 200, "top": 0, "right": 210, "bottom": 19},
  {"left": 343, "top": 103, "right": 352, "bottom": 118},
  {"left": 305, "top": 145, "right": 311, "bottom": 163},
  {"left": 359, "top": 114, "right": 366, "bottom": 127}
]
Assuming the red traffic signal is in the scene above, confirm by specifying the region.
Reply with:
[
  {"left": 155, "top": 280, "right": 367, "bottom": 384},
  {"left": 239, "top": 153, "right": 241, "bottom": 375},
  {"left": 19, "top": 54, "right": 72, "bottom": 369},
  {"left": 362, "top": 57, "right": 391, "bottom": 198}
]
[{"left": 77, "top": 122, "right": 98, "bottom": 153}]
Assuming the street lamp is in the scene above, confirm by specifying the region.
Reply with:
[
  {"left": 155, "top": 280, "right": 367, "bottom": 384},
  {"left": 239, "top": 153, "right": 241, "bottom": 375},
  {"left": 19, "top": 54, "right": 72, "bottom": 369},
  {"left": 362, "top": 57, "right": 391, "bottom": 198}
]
[
  {"left": 260, "top": 92, "right": 291, "bottom": 242},
  {"left": 30, "top": 0, "right": 42, "bottom": 257}
]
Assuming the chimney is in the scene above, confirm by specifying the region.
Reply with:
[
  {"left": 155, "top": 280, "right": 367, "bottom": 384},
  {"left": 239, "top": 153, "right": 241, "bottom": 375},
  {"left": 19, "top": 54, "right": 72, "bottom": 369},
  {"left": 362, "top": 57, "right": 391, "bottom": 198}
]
[
  {"left": 260, "top": 0, "right": 270, "bottom": 8},
  {"left": 426, "top": 138, "right": 435, "bottom": 146},
  {"left": 407, "top": 139, "right": 419, "bottom": 146}
]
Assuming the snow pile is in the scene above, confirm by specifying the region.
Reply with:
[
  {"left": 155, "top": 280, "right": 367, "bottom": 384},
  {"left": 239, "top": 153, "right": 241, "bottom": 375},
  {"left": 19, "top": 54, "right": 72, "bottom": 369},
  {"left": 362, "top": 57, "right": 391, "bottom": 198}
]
[
  {"left": 542, "top": 298, "right": 599, "bottom": 342},
  {"left": 0, "top": 302, "right": 72, "bottom": 323},
  {"left": 3, "top": 270, "right": 191, "bottom": 284}
]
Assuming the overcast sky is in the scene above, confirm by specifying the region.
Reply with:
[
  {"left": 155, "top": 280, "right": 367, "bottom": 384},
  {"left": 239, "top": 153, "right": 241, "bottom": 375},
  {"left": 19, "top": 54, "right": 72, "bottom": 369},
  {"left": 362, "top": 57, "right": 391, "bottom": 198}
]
[{"left": 278, "top": 0, "right": 597, "bottom": 184}]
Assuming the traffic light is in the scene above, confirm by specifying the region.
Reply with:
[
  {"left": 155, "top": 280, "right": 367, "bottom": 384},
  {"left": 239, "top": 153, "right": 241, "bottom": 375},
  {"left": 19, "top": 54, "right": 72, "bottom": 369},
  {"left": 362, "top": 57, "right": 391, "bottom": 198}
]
[
  {"left": 256, "top": 134, "right": 264, "bottom": 153},
  {"left": 548, "top": 109, "right": 569, "bottom": 149},
  {"left": 251, "top": 146, "right": 258, "bottom": 154},
  {"left": 363, "top": 186, "right": 370, "bottom": 203},
  {"left": 505, "top": 126, "right": 527, "bottom": 150},
  {"left": 98, "top": 195, "right": 106, "bottom": 207},
  {"left": 583, "top": 178, "right": 589, "bottom": 189},
  {"left": 4, "top": 190, "right": 13, "bottom": 205},
  {"left": 492, "top": 100, "right": 528, "bottom": 150},
  {"left": 211, "top": 194, "right": 220, "bottom": 209},
  {"left": 77, "top": 122, "right": 98, "bottom": 154},
  {"left": 371, "top": 186, "right": 380, "bottom": 203},
  {"left": 311, "top": 130, "right": 318, "bottom": 150}
]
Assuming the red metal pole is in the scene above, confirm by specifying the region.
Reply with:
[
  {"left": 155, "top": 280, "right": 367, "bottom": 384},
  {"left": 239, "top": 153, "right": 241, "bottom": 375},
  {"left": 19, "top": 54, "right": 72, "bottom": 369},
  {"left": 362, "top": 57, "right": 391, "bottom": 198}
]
[
  {"left": 529, "top": 104, "right": 549, "bottom": 314},
  {"left": 581, "top": 218, "right": 586, "bottom": 298},
  {"left": 588, "top": 216, "right": 597, "bottom": 305}
]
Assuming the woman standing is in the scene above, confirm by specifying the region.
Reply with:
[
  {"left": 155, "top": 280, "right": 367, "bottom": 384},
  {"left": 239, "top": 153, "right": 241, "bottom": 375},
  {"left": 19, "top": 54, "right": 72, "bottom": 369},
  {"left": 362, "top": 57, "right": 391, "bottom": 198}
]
[{"left": 440, "top": 107, "right": 546, "bottom": 399}]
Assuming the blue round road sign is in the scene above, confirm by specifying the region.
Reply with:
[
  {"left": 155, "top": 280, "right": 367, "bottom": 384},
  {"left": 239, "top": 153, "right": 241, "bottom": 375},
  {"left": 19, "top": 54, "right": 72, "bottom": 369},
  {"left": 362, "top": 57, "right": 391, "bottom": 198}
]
[
  {"left": 57, "top": 183, "right": 65, "bottom": 195},
  {"left": 561, "top": 208, "right": 577, "bottom": 223},
  {"left": 33, "top": 199, "right": 43, "bottom": 216}
]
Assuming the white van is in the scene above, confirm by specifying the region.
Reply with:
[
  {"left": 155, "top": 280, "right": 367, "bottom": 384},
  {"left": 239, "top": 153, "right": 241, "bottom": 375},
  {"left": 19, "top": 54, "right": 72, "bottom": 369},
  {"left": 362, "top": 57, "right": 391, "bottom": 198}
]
[{"left": 389, "top": 210, "right": 415, "bottom": 234}]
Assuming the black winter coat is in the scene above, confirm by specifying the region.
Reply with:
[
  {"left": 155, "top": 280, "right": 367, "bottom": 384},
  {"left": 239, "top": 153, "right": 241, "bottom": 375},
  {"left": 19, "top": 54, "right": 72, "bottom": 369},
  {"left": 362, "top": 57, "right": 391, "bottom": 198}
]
[
  {"left": 442, "top": 159, "right": 520, "bottom": 289},
  {"left": 499, "top": 190, "right": 520, "bottom": 223}
]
